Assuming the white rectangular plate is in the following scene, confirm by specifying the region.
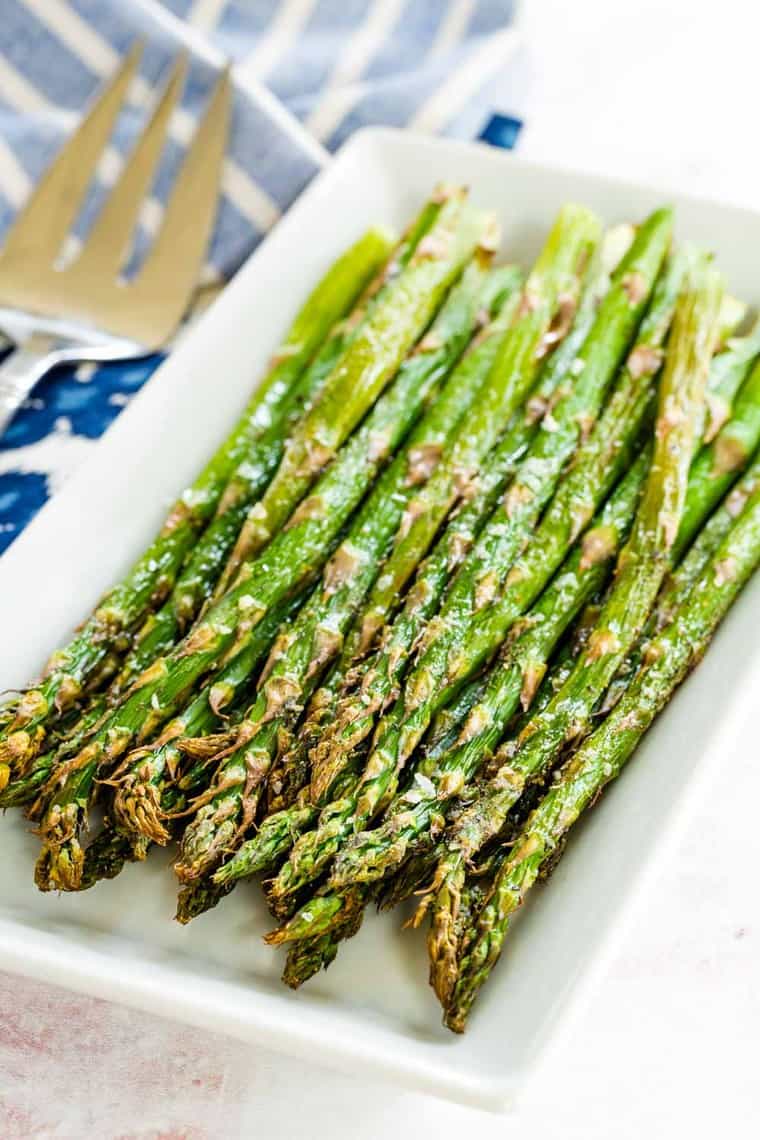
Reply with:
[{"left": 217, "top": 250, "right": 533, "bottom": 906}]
[{"left": 1, "top": 128, "right": 759, "bottom": 1110}]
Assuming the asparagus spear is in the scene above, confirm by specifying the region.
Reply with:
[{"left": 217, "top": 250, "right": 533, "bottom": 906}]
[
  {"left": 79, "top": 826, "right": 151, "bottom": 889},
  {"left": 336, "top": 216, "right": 621, "bottom": 672},
  {"left": 597, "top": 442, "right": 760, "bottom": 720},
  {"left": 419, "top": 262, "right": 724, "bottom": 999},
  {"left": 175, "top": 879, "right": 235, "bottom": 924},
  {"left": 214, "top": 189, "right": 489, "bottom": 595},
  {"left": 109, "top": 313, "right": 360, "bottom": 691},
  {"left": 282, "top": 886, "right": 367, "bottom": 988},
  {"left": 113, "top": 260, "right": 523, "bottom": 836},
  {"left": 200, "top": 212, "right": 606, "bottom": 889},
  {"left": 447, "top": 475, "right": 760, "bottom": 1030},
  {"left": 349, "top": 212, "right": 674, "bottom": 804},
  {"left": 30, "top": 592, "right": 301, "bottom": 891},
  {"left": 220, "top": 384, "right": 584, "bottom": 890},
  {"left": 423, "top": 371, "right": 760, "bottom": 982},
  {"left": 329, "top": 399, "right": 656, "bottom": 889},
  {"left": 224, "top": 354, "right": 651, "bottom": 893},
  {"left": 264, "top": 453, "right": 650, "bottom": 947},
  {"left": 169, "top": 260, "right": 521, "bottom": 882},
  {"left": 306, "top": 224, "right": 632, "bottom": 808},
  {"left": 263, "top": 243, "right": 569, "bottom": 818},
  {"left": 700, "top": 315, "right": 760, "bottom": 442},
  {"left": 29, "top": 207, "right": 494, "bottom": 891},
  {"left": 215, "top": 250, "right": 615, "bottom": 888},
  {"left": 376, "top": 629, "right": 591, "bottom": 915},
  {"left": 327, "top": 255, "right": 756, "bottom": 889},
  {"left": 105, "top": 201, "right": 462, "bottom": 694},
  {"left": 656, "top": 449, "right": 760, "bottom": 628},
  {"left": 0, "top": 227, "right": 395, "bottom": 777},
  {"left": 266, "top": 209, "right": 671, "bottom": 911},
  {"left": 594, "top": 343, "right": 760, "bottom": 720},
  {"left": 405, "top": 296, "right": 753, "bottom": 759},
  {"left": 2, "top": 196, "right": 469, "bottom": 784},
  {"left": 106, "top": 591, "right": 306, "bottom": 843},
  {"left": 267, "top": 253, "right": 723, "bottom": 945},
  {"left": 674, "top": 353, "right": 760, "bottom": 560},
  {"left": 248, "top": 309, "right": 755, "bottom": 825}
]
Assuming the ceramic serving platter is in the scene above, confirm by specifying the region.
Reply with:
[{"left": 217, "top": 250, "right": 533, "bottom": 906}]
[{"left": 1, "top": 128, "right": 758, "bottom": 1110}]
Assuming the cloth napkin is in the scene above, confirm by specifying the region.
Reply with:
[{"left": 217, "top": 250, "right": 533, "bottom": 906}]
[{"left": 0, "top": 0, "right": 523, "bottom": 555}]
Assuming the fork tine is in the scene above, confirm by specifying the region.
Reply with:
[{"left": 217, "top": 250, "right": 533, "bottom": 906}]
[
  {"left": 71, "top": 53, "right": 189, "bottom": 279},
  {"left": 133, "top": 68, "right": 231, "bottom": 329},
  {"left": 0, "top": 42, "right": 143, "bottom": 268}
]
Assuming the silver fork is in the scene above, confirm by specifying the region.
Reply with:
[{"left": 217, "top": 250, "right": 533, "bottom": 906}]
[{"left": 0, "top": 43, "right": 231, "bottom": 437}]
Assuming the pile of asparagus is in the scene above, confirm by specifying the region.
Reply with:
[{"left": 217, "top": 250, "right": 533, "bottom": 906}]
[{"left": 3, "top": 186, "right": 760, "bottom": 1033}]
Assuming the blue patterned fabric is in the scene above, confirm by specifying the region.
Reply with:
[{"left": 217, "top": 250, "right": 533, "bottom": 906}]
[{"left": 0, "top": 0, "right": 522, "bottom": 555}]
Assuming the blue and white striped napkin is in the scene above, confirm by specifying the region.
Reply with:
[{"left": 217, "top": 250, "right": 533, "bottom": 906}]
[{"left": 0, "top": 0, "right": 523, "bottom": 554}]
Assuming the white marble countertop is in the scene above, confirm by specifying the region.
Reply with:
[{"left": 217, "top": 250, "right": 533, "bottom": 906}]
[{"left": 2, "top": 1, "right": 759, "bottom": 1136}]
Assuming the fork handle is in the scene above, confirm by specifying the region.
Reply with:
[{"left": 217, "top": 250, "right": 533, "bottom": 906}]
[{"left": 0, "top": 335, "right": 58, "bottom": 439}]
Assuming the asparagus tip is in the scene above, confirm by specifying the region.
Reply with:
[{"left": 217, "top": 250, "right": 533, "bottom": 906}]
[{"left": 113, "top": 777, "right": 172, "bottom": 846}]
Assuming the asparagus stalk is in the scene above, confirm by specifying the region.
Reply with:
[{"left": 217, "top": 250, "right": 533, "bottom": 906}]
[
  {"left": 105, "top": 592, "right": 305, "bottom": 844},
  {"left": 701, "top": 316, "right": 760, "bottom": 442},
  {"left": 29, "top": 206, "right": 493, "bottom": 891},
  {"left": 0, "top": 227, "right": 394, "bottom": 772},
  {"left": 329, "top": 401, "right": 656, "bottom": 891},
  {"left": 109, "top": 309, "right": 361, "bottom": 691},
  {"left": 266, "top": 209, "right": 671, "bottom": 911},
  {"left": 304, "top": 223, "right": 628, "bottom": 820},
  {"left": 656, "top": 450, "right": 760, "bottom": 628},
  {"left": 376, "top": 629, "right": 591, "bottom": 915},
  {"left": 267, "top": 253, "right": 723, "bottom": 945},
  {"left": 282, "top": 886, "right": 368, "bottom": 988},
  {"left": 116, "top": 259, "right": 522, "bottom": 841},
  {"left": 216, "top": 428, "right": 529, "bottom": 889},
  {"left": 209, "top": 216, "right": 610, "bottom": 890},
  {"left": 238, "top": 318, "right": 756, "bottom": 822},
  {"left": 169, "top": 259, "right": 521, "bottom": 882},
  {"left": 327, "top": 253, "right": 755, "bottom": 889},
  {"left": 219, "top": 324, "right": 597, "bottom": 886},
  {"left": 263, "top": 249, "right": 554, "bottom": 818},
  {"left": 31, "top": 592, "right": 301, "bottom": 891},
  {"left": 264, "top": 453, "right": 649, "bottom": 947},
  {"left": 336, "top": 214, "right": 618, "bottom": 671},
  {"left": 351, "top": 212, "right": 674, "bottom": 809},
  {"left": 306, "top": 224, "right": 632, "bottom": 808},
  {"left": 597, "top": 443, "right": 760, "bottom": 720},
  {"left": 674, "top": 353, "right": 760, "bottom": 560},
  {"left": 200, "top": 199, "right": 442, "bottom": 609},
  {"left": 447, "top": 476, "right": 760, "bottom": 1030},
  {"left": 79, "top": 826, "right": 151, "bottom": 889},
  {"left": 420, "top": 262, "right": 724, "bottom": 999},
  {"left": 214, "top": 189, "right": 489, "bottom": 593},
  {"left": 25, "top": 253, "right": 514, "bottom": 819},
  {"left": 226, "top": 348, "right": 650, "bottom": 892}
]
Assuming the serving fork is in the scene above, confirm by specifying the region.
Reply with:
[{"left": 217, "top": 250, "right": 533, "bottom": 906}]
[{"left": 0, "top": 43, "right": 230, "bottom": 437}]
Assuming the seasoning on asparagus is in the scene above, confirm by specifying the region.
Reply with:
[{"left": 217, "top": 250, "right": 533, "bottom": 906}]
[
  {"left": 235, "top": 225, "right": 632, "bottom": 885},
  {"left": 421, "top": 259, "right": 724, "bottom": 1001},
  {"left": 447, "top": 469, "right": 760, "bottom": 1030},
  {"left": 265, "top": 208, "right": 672, "bottom": 914},
  {"left": 307, "top": 222, "right": 632, "bottom": 809},
  {"left": 214, "top": 189, "right": 489, "bottom": 591},
  {"left": 328, "top": 249, "right": 688, "bottom": 889},
  {"left": 0, "top": 225, "right": 395, "bottom": 772},
  {"left": 327, "top": 249, "right": 758, "bottom": 892},
  {"left": 263, "top": 453, "right": 649, "bottom": 948},
  {"left": 30, "top": 200, "right": 494, "bottom": 891},
  {"left": 169, "top": 260, "right": 525, "bottom": 883}
]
